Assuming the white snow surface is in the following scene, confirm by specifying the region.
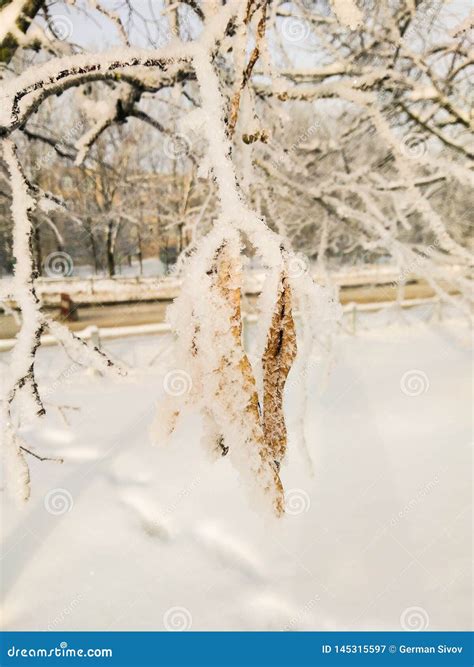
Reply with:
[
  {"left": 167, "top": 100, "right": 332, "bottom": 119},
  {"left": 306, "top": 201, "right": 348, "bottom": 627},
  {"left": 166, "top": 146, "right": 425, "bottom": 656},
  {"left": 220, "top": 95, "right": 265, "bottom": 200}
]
[{"left": 0, "top": 313, "right": 471, "bottom": 631}]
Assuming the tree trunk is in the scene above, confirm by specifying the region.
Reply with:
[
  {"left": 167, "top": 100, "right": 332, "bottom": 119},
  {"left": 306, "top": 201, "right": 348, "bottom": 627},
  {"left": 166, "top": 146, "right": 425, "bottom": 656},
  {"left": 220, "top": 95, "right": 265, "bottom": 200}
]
[
  {"left": 106, "top": 223, "right": 115, "bottom": 276},
  {"left": 86, "top": 218, "right": 99, "bottom": 274},
  {"left": 137, "top": 229, "right": 143, "bottom": 275}
]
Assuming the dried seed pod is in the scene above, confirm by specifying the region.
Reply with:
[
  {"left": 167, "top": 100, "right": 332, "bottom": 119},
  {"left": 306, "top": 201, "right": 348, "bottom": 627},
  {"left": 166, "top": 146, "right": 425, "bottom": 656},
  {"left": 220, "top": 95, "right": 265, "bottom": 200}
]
[
  {"left": 214, "top": 242, "right": 285, "bottom": 516},
  {"left": 262, "top": 270, "right": 297, "bottom": 467}
]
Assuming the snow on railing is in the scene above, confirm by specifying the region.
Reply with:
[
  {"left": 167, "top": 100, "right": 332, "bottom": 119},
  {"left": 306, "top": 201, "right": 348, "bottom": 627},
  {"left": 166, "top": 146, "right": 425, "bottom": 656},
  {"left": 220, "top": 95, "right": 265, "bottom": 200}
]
[
  {"left": 0, "top": 295, "right": 466, "bottom": 353},
  {"left": 2, "top": 264, "right": 466, "bottom": 307}
]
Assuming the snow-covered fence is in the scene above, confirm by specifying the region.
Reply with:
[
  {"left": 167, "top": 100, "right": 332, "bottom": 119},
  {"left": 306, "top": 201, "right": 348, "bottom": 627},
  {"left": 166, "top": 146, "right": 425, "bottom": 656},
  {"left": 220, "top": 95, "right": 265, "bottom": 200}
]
[
  {"left": 338, "top": 297, "right": 455, "bottom": 335},
  {"left": 33, "top": 276, "right": 182, "bottom": 306},
  {"left": 0, "top": 296, "right": 464, "bottom": 354},
  {"left": 2, "top": 264, "right": 465, "bottom": 308}
]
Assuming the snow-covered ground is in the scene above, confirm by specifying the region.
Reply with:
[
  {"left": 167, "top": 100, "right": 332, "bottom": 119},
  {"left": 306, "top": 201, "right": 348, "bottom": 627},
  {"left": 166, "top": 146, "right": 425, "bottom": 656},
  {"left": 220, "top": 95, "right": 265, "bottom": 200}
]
[{"left": 0, "top": 310, "right": 471, "bottom": 631}]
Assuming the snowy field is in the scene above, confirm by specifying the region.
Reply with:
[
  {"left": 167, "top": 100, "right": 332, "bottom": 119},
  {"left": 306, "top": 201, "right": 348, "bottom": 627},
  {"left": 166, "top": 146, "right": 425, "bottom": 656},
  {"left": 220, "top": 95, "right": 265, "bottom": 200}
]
[{"left": 0, "top": 309, "right": 471, "bottom": 631}]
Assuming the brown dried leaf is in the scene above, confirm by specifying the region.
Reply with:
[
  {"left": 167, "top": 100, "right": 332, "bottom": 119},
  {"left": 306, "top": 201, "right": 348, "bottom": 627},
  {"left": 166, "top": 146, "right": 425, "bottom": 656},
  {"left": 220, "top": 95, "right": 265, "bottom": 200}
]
[
  {"left": 262, "top": 271, "right": 297, "bottom": 467},
  {"left": 214, "top": 243, "right": 285, "bottom": 516}
]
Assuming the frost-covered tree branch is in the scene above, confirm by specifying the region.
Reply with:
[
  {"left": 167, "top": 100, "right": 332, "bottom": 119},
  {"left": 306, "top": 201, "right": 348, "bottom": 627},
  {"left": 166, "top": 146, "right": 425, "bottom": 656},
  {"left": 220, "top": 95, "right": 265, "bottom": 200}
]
[
  {"left": 0, "top": 0, "right": 471, "bottom": 513},
  {"left": 1, "top": 138, "right": 124, "bottom": 500}
]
